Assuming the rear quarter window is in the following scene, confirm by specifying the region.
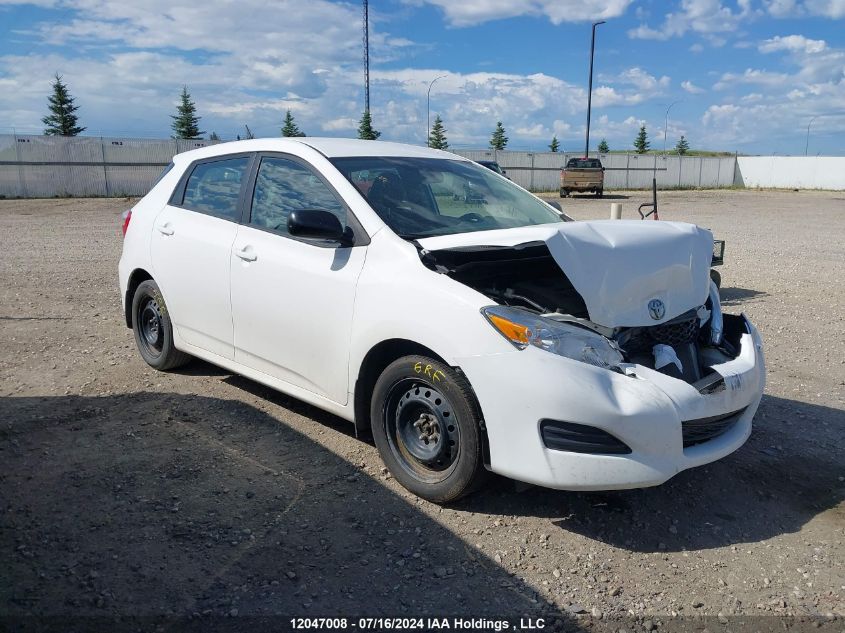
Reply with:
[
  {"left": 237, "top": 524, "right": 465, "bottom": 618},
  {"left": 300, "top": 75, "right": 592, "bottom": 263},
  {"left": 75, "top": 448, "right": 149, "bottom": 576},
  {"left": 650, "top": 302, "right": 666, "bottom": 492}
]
[{"left": 177, "top": 156, "right": 251, "bottom": 220}]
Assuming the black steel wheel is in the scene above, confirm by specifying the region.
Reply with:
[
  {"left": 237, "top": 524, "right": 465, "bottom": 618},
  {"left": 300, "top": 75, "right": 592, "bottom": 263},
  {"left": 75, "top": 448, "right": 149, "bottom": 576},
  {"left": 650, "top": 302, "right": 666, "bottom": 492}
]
[
  {"left": 371, "top": 355, "right": 486, "bottom": 503},
  {"left": 131, "top": 279, "right": 190, "bottom": 371}
]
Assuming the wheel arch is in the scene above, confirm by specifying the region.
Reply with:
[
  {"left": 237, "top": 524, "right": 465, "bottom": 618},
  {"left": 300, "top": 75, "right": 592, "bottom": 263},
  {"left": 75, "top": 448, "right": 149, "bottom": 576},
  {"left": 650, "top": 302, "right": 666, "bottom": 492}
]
[
  {"left": 353, "top": 338, "right": 490, "bottom": 466},
  {"left": 124, "top": 268, "right": 153, "bottom": 327}
]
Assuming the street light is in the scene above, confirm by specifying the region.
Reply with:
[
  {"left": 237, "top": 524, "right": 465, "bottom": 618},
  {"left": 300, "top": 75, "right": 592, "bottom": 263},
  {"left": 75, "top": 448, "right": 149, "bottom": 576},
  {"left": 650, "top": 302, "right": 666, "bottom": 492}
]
[
  {"left": 584, "top": 20, "right": 605, "bottom": 158},
  {"left": 663, "top": 100, "right": 681, "bottom": 155},
  {"left": 805, "top": 116, "right": 817, "bottom": 156},
  {"left": 427, "top": 74, "right": 447, "bottom": 145}
]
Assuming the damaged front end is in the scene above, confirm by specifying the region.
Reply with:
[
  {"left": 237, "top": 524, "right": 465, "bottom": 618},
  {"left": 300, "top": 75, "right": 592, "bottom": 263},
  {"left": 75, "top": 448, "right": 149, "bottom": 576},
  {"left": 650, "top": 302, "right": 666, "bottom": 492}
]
[{"left": 417, "top": 221, "right": 745, "bottom": 392}]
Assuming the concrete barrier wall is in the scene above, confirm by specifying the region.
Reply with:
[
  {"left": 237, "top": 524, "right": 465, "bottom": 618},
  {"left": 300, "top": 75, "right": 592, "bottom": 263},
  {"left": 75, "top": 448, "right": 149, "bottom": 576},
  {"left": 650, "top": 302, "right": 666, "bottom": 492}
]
[
  {"left": 451, "top": 149, "right": 737, "bottom": 192},
  {"left": 736, "top": 156, "right": 845, "bottom": 190},
  {"left": 1, "top": 134, "right": 842, "bottom": 197}
]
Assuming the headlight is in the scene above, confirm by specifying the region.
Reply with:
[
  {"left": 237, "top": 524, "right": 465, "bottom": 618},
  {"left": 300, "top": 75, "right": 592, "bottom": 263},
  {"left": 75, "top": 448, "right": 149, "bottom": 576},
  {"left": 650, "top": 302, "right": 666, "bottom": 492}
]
[{"left": 481, "top": 305, "right": 623, "bottom": 370}]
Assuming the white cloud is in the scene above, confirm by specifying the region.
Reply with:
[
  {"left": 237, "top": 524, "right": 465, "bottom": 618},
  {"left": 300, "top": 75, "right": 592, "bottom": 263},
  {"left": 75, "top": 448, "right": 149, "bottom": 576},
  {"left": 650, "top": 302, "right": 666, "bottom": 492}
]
[
  {"left": 404, "top": 0, "right": 633, "bottom": 27},
  {"left": 760, "top": 34, "right": 828, "bottom": 54},
  {"left": 628, "top": 0, "right": 754, "bottom": 40},
  {"left": 681, "top": 80, "right": 705, "bottom": 94},
  {"left": 763, "top": 0, "right": 845, "bottom": 17}
]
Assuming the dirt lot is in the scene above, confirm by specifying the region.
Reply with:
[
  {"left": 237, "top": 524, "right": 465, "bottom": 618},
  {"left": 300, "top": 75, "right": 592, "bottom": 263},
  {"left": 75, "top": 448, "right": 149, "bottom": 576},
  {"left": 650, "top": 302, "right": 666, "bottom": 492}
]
[{"left": 1, "top": 190, "right": 843, "bottom": 631}]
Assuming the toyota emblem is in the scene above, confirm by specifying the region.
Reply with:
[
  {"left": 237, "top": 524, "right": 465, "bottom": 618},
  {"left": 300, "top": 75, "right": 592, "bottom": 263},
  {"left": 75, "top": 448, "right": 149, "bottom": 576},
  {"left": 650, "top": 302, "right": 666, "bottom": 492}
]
[{"left": 648, "top": 299, "right": 665, "bottom": 320}]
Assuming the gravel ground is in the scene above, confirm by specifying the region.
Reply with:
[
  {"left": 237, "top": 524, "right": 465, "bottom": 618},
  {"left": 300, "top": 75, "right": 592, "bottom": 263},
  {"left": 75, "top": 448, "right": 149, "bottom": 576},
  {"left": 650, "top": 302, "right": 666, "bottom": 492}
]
[{"left": 1, "top": 190, "right": 843, "bottom": 632}]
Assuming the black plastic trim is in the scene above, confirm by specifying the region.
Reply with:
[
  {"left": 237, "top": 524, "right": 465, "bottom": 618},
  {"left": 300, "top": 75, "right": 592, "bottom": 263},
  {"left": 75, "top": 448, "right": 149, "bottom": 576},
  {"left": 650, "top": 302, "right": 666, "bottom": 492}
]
[{"left": 539, "top": 420, "right": 632, "bottom": 455}]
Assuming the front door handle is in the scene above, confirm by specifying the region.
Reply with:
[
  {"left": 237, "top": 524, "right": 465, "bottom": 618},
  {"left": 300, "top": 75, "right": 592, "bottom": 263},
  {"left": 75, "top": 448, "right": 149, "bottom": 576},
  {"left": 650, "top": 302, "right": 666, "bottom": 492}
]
[
  {"left": 156, "top": 223, "right": 174, "bottom": 236},
  {"left": 235, "top": 247, "right": 257, "bottom": 262}
]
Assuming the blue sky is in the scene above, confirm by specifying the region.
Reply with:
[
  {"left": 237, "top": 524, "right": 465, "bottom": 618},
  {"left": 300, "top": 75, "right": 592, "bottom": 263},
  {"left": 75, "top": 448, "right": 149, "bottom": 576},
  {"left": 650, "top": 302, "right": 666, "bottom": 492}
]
[{"left": 1, "top": 0, "right": 843, "bottom": 154}]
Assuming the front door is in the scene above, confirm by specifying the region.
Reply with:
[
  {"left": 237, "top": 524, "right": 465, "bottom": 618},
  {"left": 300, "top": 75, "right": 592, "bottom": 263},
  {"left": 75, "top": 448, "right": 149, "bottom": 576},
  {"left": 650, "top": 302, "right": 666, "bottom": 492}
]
[{"left": 230, "top": 154, "right": 367, "bottom": 404}]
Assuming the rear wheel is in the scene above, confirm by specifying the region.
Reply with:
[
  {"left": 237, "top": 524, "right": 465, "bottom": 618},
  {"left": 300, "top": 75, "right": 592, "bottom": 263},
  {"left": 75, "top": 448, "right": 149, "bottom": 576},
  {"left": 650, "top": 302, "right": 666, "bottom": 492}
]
[
  {"left": 370, "top": 355, "right": 486, "bottom": 503},
  {"left": 131, "top": 280, "right": 191, "bottom": 371}
]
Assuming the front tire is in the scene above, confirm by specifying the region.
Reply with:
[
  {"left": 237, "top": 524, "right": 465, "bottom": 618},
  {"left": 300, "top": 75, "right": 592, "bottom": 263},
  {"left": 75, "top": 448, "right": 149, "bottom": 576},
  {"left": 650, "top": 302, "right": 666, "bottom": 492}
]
[
  {"left": 131, "top": 279, "right": 191, "bottom": 371},
  {"left": 370, "top": 355, "right": 486, "bottom": 503}
]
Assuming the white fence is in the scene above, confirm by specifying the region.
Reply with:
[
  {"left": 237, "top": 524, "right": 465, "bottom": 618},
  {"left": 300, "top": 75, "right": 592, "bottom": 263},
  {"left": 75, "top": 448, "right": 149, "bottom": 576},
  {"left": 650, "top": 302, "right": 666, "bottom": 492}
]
[
  {"left": 1, "top": 134, "right": 843, "bottom": 198},
  {"left": 452, "top": 149, "right": 738, "bottom": 191},
  {"left": 736, "top": 156, "right": 845, "bottom": 190},
  {"left": 0, "top": 134, "right": 215, "bottom": 198}
]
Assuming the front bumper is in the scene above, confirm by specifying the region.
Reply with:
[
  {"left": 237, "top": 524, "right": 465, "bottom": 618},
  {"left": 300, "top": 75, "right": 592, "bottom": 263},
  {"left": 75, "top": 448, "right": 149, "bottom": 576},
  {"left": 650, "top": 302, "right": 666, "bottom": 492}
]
[{"left": 456, "top": 315, "right": 766, "bottom": 490}]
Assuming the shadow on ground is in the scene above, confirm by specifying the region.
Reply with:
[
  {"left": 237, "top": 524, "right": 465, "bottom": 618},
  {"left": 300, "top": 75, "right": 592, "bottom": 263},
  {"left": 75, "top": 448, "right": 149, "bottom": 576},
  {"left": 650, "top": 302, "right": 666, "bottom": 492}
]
[
  {"left": 0, "top": 393, "right": 577, "bottom": 629},
  {"left": 720, "top": 287, "right": 769, "bottom": 305},
  {"left": 457, "top": 395, "right": 844, "bottom": 553}
]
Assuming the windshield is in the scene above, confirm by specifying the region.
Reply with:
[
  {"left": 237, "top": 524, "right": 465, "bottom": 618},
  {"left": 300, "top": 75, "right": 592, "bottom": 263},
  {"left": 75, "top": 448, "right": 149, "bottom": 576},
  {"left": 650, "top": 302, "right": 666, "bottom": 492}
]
[{"left": 331, "top": 157, "right": 564, "bottom": 239}]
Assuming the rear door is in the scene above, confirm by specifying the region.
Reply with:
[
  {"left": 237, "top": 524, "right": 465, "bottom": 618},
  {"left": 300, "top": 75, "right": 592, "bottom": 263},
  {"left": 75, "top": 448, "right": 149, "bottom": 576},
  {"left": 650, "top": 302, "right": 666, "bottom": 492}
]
[
  {"left": 230, "top": 154, "right": 368, "bottom": 404},
  {"left": 150, "top": 154, "right": 253, "bottom": 360}
]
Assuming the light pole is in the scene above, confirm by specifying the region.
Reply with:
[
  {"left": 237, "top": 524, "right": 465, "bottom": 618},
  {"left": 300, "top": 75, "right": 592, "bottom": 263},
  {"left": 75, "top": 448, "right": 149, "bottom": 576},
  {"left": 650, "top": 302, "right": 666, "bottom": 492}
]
[
  {"left": 427, "top": 74, "right": 447, "bottom": 145},
  {"left": 584, "top": 20, "right": 605, "bottom": 158},
  {"left": 663, "top": 100, "right": 681, "bottom": 155},
  {"left": 805, "top": 116, "right": 817, "bottom": 156}
]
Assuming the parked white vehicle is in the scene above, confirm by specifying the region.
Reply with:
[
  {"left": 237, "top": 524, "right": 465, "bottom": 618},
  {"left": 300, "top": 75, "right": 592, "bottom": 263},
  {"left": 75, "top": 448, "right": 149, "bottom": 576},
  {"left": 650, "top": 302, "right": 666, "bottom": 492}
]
[{"left": 119, "top": 138, "right": 765, "bottom": 503}]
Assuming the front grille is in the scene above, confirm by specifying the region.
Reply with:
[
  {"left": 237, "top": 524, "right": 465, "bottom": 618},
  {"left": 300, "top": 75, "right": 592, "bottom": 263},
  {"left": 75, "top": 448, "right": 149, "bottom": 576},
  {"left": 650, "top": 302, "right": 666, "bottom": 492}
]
[
  {"left": 540, "top": 420, "right": 632, "bottom": 455},
  {"left": 618, "top": 312, "right": 700, "bottom": 355},
  {"left": 682, "top": 408, "right": 746, "bottom": 448},
  {"left": 650, "top": 315, "right": 699, "bottom": 346}
]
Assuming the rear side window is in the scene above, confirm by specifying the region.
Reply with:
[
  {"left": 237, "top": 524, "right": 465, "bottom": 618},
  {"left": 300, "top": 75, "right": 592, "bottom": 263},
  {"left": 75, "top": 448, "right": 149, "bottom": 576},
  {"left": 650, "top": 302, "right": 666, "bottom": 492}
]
[
  {"left": 180, "top": 157, "right": 250, "bottom": 220},
  {"left": 249, "top": 157, "right": 346, "bottom": 235}
]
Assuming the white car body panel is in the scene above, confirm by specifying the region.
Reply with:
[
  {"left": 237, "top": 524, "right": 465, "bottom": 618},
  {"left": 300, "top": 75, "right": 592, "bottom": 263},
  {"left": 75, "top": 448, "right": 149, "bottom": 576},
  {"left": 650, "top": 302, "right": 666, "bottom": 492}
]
[
  {"left": 418, "top": 220, "right": 713, "bottom": 328},
  {"left": 230, "top": 224, "right": 367, "bottom": 403},
  {"left": 118, "top": 138, "right": 767, "bottom": 493},
  {"left": 150, "top": 204, "right": 239, "bottom": 359}
]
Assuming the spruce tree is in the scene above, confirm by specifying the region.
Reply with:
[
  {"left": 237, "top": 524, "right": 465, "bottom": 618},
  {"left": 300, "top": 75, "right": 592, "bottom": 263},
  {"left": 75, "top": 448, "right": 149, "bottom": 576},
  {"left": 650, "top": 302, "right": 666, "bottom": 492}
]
[
  {"left": 675, "top": 135, "right": 690, "bottom": 155},
  {"left": 549, "top": 136, "right": 560, "bottom": 152},
  {"left": 428, "top": 115, "right": 448, "bottom": 149},
  {"left": 634, "top": 125, "right": 650, "bottom": 154},
  {"left": 209, "top": 131, "right": 221, "bottom": 141},
  {"left": 489, "top": 121, "right": 508, "bottom": 150},
  {"left": 281, "top": 110, "right": 306, "bottom": 137},
  {"left": 358, "top": 110, "right": 381, "bottom": 140},
  {"left": 170, "top": 86, "right": 204, "bottom": 139},
  {"left": 42, "top": 74, "right": 85, "bottom": 136},
  {"left": 598, "top": 139, "right": 610, "bottom": 153}
]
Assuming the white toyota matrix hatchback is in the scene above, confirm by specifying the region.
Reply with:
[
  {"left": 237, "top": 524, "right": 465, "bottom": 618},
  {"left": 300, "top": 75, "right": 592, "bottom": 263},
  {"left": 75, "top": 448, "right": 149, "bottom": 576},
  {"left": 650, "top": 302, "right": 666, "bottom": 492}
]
[{"left": 119, "top": 138, "right": 765, "bottom": 503}]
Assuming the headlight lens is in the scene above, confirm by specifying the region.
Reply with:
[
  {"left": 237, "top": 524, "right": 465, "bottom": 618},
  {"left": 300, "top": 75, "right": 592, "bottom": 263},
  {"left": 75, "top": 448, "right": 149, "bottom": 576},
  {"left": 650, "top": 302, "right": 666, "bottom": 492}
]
[{"left": 482, "top": 305, "right": 623, "bottom": 369}]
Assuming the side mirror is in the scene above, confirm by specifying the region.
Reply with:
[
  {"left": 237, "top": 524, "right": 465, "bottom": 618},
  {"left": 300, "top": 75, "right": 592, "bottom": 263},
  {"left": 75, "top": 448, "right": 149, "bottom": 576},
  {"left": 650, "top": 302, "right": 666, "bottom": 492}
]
[
  {"left": 547, "top": 200, "right": 562, "bottom": 212},
  {"left": 288, "top": 209, "right": 352, "bottom": 245}
]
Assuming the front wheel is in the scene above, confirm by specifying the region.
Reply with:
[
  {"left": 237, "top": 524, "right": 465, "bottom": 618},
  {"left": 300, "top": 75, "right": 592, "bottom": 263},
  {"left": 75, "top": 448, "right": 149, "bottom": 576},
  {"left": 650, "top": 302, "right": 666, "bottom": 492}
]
[
  {"left": 131, "top": 279, "right": 191, "bottom": 371},
  {"left": 370, "top": 356, "right": 486, "bottom": 503}
]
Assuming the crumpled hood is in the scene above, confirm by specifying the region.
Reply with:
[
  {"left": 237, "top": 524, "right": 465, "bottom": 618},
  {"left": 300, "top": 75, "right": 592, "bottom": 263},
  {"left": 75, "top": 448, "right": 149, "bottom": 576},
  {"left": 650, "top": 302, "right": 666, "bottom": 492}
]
[{"left": 416, "top": 220, "right": 714, "bottom": 328}]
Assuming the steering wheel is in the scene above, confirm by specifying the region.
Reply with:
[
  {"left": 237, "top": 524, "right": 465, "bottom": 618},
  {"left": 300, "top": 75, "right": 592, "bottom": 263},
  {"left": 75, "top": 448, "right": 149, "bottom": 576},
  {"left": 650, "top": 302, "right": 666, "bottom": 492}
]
[{"left": 459, "top": 212, "right": 486, "bottom": 223}]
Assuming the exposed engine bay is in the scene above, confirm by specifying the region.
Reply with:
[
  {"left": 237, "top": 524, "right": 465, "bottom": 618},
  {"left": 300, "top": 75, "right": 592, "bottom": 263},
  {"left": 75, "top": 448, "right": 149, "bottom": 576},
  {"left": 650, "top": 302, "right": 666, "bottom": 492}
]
[{"left": 420, "top": 241, "right": 743, "bottom": 391}]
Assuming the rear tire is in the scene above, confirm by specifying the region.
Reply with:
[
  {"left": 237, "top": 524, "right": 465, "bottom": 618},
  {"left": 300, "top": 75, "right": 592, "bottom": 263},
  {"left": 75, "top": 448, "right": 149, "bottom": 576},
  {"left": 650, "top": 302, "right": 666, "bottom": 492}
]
[
  {"left": 370, "top": 355, "right": 486, "bottom": 503},
  {"left": 131, "top": 280, "right": 191, "bottom": 371}
]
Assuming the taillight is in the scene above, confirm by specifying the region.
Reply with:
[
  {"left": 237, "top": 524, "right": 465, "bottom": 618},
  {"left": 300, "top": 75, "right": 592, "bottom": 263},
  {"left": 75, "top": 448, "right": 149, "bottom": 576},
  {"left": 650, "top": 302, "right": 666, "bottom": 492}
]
[{"left": 121, "top": 209, "right": 132, "bottom": 237}]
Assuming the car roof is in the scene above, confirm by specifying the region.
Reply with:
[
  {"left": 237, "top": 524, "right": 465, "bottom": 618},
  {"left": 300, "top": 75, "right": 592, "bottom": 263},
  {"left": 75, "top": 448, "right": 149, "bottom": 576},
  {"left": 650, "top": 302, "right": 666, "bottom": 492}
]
[{"left": 172, "top": 137, "right": 465, "bottom": 164}]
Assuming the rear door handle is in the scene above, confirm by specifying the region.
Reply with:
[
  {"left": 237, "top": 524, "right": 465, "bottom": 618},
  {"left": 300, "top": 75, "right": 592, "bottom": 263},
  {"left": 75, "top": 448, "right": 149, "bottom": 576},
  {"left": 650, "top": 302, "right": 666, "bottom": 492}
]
[
  {"left": 235, "top": 247, "right": 257, "bottom": 262},
  {"left": 156, "top": 223, "right": 174, "bottom": 236}
]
